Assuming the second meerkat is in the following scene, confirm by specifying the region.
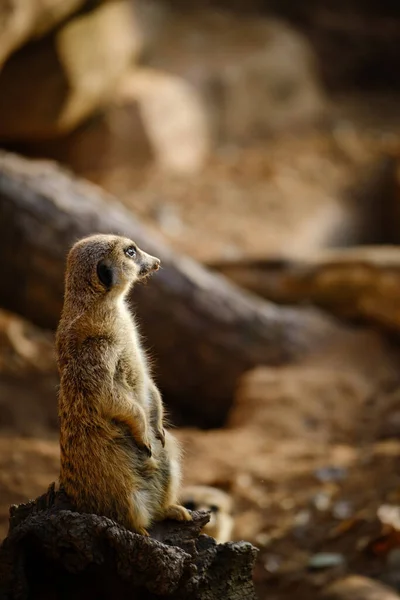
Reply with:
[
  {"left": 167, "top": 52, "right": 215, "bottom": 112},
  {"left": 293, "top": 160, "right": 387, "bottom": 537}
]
[{"left": 56, "top": 234, "right": 191, "bottom": 534}]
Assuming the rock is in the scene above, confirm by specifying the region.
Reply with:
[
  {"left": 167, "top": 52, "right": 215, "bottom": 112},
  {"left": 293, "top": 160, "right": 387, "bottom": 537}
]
[
  {"left": 27, "top": 67, "right": 211, "bottom": 178},
  {"left": 332, "top": 500, "right": 353, "bottom": 520},
  {"left": 0, "top": 1, "right": 142, "bottom": 140},
  {"left": 231, "top": 365, "right": 366, "bottom": 442},
  {"left": 229, "top": 324, "right": 399, "bottom": 442},
  {"left": 322, "top": 575, "right": 400, "bottom": 600},
  {"left": 380, "top": 410, "right": 400, "bottom": 440},
  {"left": 0, "top": 309, "right": 58, "bottom": 437},
  {"left": 314, "top": 467, "right": 348, "bottom": 484},
  {"left": 0, "top": 0, "right": 85, "bottom": 67},
  {"left": 211, "top": 246, "right": 400, "bottom": 335},
  {"left": 307, "top": 552, "right": 346, "bottom": 570},
  {"left": 145, "top": 10, "right": 326, "bottom": 143},
  {"left": 117, "top": 69, "right": 210, "bottom": 174}
]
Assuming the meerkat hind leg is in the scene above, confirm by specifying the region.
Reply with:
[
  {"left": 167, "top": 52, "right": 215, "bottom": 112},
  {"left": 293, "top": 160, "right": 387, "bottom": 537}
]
[{"left": 163, "top": 504, "right": 192, "bottom": 521}]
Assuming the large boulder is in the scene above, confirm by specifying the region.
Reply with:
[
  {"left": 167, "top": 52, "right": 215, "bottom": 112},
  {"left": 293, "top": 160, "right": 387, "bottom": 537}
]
[
  {"left": 23, "top": 67, "right": 211, "bottom": 177},
  {"left": 145, "top": 11, "right": 327, "bottom": 143},
  {"left": 0, "top": 0, "right": 85, "bottom": 67},
  {"left": 0, "top": 1, "right": 142, "bottom": 140}
]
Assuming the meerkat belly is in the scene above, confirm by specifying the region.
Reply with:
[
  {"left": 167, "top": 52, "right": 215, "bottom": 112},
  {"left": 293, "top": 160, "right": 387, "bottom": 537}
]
[{"left": 60, "top": 420, "right": 153, "bottom": 518}]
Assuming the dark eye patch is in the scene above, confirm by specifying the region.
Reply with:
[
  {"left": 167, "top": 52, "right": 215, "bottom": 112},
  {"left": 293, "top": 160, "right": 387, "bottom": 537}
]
[
  {"left": 183, "top": 500, "right": 196, "bottom": 511},
  {"left": 210, "top": 504, "right": 219, "bottom": 513}
]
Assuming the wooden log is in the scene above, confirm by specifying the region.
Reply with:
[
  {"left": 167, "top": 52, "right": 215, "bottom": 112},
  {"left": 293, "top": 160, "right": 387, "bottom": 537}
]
[
  {"left": 209, "top": 247, "right": 400, "bottom": 335},
  {"left": 0, "top": 483, "right": 258, "bottom": 599},
  {"left": 0, "top": 150, "right": 362, "bottom": 426}
]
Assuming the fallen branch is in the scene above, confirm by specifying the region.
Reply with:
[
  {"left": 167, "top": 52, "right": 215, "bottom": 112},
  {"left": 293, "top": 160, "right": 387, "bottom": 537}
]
[{"left": 209, "top": 247, "right": 400, "bottom": 335}]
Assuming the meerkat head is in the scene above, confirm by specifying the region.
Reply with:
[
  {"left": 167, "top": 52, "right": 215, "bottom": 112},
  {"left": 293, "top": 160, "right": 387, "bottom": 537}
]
[
  {"left": 65, "top": 234, "right": 160, "bottom": 300},
  {"left": 180, "top": 485, "right": 234, "bottom": 543}
]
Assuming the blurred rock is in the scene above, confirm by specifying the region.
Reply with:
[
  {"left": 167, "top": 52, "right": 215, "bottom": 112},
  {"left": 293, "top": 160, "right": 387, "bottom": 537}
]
[
  {"left": 332, "top": 500, "right": 353, "bottom": 520},
  {"left": 0, "top": 309, "right": 54, "bottom": 375},
  {"left": 380, "top": 410, "right": 400, "bottom": 440},
  {"left": 0, "top": 1, "right": 142, "bottom": 140},
  {"left": 27, "top": 67, "right": 211, "bottom": 177},
  {"left": 315, "top": 467, "right": 348, "bottom": 484},
  {"left": 230, "top": 325, "right": 399, "bottom": 442},
  {"left": 117, "top": 69, "right": 210, "bottom": 174},
  {"left": 308, "top": 553, "right": 346, "bottom": 570},
  {"left": 322, "top": 575, "right": 400, "bottom": 600},
  {"left": 231, "top": 365, "right": 366, "bottom": 442},
  {"left": 0, "top": 309, "right": 58, "bottom": 437},
  {"left": 0, "top": 0, "right": 85, "bottom": 67},
  {"left": 145, "top": 11, "right": 327, "bottom": 143}
]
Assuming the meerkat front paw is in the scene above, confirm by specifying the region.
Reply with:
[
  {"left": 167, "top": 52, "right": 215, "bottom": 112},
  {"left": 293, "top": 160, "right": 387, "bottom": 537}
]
[
  {"left": 140, "top": 442, "right": 152, "bottom": 457},
  {"left": 163, "top": 504, "right": 192, "bottom": 521}
]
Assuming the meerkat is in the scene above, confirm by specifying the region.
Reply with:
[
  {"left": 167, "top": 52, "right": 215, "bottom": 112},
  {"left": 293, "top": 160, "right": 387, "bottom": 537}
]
[
  {"left": 56, "top": 233, "right": 191, "bottom": 535},
  {"left": 180, "top": 485, "right": 234, "bottom": 543}
]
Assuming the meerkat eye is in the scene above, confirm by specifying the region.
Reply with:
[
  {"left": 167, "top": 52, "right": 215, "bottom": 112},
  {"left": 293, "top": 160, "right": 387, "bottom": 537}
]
[
  {"left": 210, "top": 504, "right": 219, "bottom": 513},
  {"left": 125, "top": 246, "right": 136, "bottom": 258},
  {"left": 184, "top": 500, "right": 196, "bottom": 511}
]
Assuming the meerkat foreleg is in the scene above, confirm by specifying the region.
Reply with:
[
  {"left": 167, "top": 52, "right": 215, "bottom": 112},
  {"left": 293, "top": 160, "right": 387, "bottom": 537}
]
[
  {"left": 148, "top": 382, "right": 166, "bottom": 447},
  {"left": 108, "top": 399, "right": 153, "bottom": 457}
]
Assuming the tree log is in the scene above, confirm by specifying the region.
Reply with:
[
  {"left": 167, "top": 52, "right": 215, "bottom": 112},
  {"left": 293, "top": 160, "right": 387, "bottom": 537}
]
[
  {"left": 0, "top": 150, "right": 361, "bottom": 426},
  {"left": 0, "top": 483, "right": 258, "bottom": 600},
  {"left": 209, "top": 247, "right": 400, "bottom": 335}
]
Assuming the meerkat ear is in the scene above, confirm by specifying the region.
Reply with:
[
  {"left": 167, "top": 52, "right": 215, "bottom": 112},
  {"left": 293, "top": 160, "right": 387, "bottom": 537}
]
[{"left": 96, "top": 260, "right": 115, "bottom": 289}]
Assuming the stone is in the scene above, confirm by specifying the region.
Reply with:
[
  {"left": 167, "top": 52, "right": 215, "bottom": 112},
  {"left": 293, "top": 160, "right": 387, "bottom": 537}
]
[
  {"left": 0, "top": 0, "right": 85, "bottom": 67},
  {"left": 0, "top": 1, "right": 142, "bottom": 140},
  {"left": 145, "top": 10, "right": 326, "bottom": 143},
  {"left": 12, "top": 67, "right": 211, "bottom": 177},
  {"left": 308, "top": 553, "right": 346, "bottom": 570}
]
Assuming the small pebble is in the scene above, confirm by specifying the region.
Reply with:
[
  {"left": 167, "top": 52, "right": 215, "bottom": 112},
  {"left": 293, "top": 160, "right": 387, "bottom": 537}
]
[
  {"left": 264, "top": 555, "right": 281, "bottom": 573},
  {"left": 255, "top": 532, "right": 272, "bottom": 547},
  {"left": 332, "top": 500, "right": 353, "bottom": 520},
  {"left": 308, "top": 553, "right": 346, "bottom": 570},
  {"left": 314, "top": 466, "right": 347, "bottom": 483},
  {"left": 387, "top": 548, "right": 400, "bottom": 570},
  {"left": 294, "top": 510, "right": 311, "bottom": 527},
  {"left": 312, "top": 492, "right": 332, "bottom": 512},
  {"left": 378, "top": 504, "right": 400, "bottom": 529}
]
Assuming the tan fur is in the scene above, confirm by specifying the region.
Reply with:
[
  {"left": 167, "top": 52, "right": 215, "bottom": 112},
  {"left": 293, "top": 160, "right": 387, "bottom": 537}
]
[
  {"left": 56, "top": 234, "right": 191, "bottom": 534},
  {"left": 180, "top": 485, "right": 234, "bottom": 543}
]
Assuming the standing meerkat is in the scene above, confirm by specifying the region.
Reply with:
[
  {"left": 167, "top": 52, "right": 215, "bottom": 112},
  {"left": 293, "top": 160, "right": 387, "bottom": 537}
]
[{"left": 56, "top": 233, "right": 191, "bottom": 535}]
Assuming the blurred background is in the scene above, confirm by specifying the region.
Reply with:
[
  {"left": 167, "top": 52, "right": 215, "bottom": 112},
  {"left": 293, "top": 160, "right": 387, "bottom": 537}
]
[{"left": 3, "top": 0, "right": 400, "bottom": 598}]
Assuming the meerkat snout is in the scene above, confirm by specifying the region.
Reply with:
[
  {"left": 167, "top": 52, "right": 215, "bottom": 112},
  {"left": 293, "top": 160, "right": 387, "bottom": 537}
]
[{"left": 139, "top": 254, "right": 161, "bottom": 277}]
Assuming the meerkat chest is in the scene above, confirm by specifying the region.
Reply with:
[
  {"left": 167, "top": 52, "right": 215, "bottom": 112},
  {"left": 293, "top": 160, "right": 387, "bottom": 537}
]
[{"left": 114, "top": 308, "right": 150, "bottom": 398}]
